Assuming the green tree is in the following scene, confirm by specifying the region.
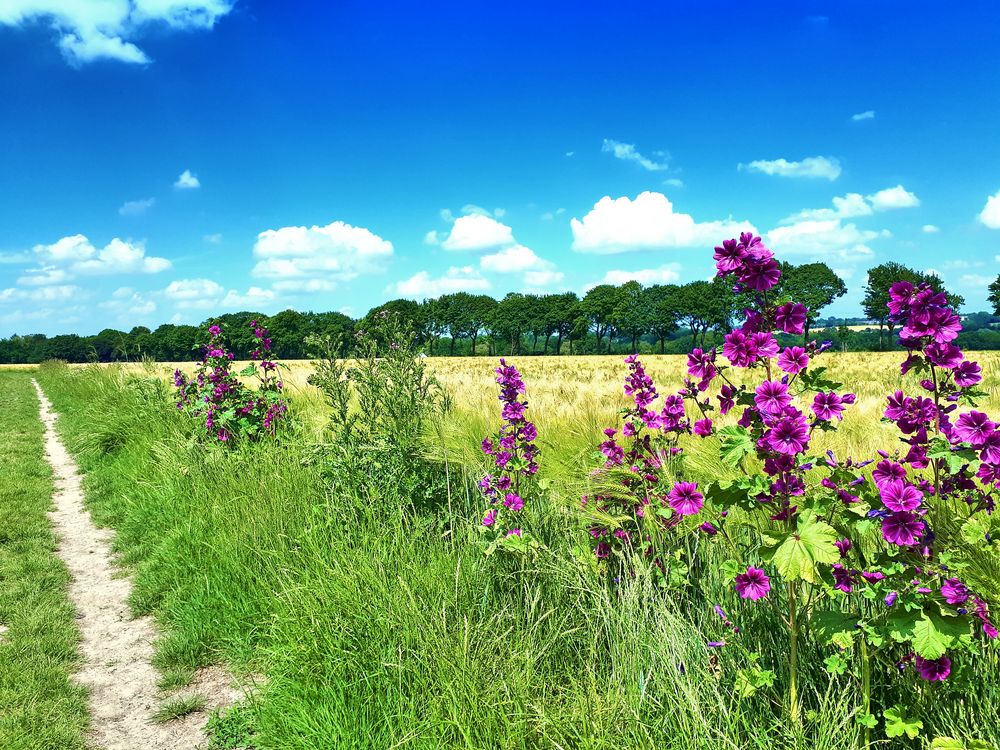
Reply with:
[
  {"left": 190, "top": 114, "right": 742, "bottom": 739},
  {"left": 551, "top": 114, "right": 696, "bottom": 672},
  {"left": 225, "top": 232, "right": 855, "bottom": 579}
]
[
  {"left": 779, "top": 262, "right": 847, "bottom": 343},
  {"left": 863, "top": 262, "right": 964, "bottom": 349},
  {"left": 988, "top": 275, "right": 1000, "bottom": 316},
  {"left": 643, "top": 284, "right": 680, "bottom": 353},
  {"left": 581, "top": 284, "right": 621, "bottom": 354},
  {"left": 612, "top": 281, "right": 650, "bottom": 353}
]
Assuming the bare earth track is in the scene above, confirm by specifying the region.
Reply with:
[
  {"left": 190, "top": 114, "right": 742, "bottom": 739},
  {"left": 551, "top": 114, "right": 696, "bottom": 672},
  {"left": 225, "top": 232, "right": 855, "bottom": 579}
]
[{"left": 32, "top": 379, "right": 245, "bottom": 750}]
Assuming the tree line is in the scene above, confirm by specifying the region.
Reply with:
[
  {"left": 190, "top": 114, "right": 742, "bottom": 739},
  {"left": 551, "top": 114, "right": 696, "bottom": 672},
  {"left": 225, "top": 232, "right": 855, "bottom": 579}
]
[{"left": 2, "top": 260, "right": 997, "bottom": 364}]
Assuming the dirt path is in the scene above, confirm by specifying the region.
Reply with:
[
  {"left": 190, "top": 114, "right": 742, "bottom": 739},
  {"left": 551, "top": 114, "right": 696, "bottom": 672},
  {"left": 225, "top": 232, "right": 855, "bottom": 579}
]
[{"left": 32, "top": 379, "right": 245, "bottom": 750}]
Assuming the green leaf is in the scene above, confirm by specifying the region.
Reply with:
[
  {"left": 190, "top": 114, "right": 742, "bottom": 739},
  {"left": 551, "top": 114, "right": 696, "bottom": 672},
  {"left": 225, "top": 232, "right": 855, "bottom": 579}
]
[
  {"left": 884, "top": 705, "right": 923, "bottom": 739},
  {"left": 930, "top": 738, "right": 966, "bottom": 750},
  {"left": 912, "top": 610, "right": 971, "bottom": 659},
  {"left": 823, "top": 652, "right": 849, "bottom": 676},
  {"left": 855, "top": 713, "right": 878, "bottom": 729},
  {"left": 766, "top": 511, "right": 839, "bottom": 584},
  {"left": 887, "top": 609, "right": 921, "bottom": 643},
  {"left": 239, "top": 364, "right": 258, "bottom": 377},
  {"left": 812, "top": 611, "right": 860, "bottom": 649},
  {"left": 961, "top": 516, "right": 991, "bottom": 546},
  {"left": 718, "top": 425, "right": 754, "bottom": 468}
]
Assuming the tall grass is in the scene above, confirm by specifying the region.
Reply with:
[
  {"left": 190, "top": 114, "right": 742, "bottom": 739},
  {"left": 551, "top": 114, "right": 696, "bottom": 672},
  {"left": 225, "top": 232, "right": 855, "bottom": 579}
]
[{"left": 35, "top": 360, "right": 1000, "bottom": 749}]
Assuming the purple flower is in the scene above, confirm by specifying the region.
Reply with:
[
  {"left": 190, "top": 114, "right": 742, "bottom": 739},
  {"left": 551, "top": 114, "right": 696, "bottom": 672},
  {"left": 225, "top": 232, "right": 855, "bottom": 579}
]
[
  {"left": 482, "top": 509, "right": 497, "bottom": 526},
  {"left": 755, "top": 380, "right": 791, "bottom": 416},
  {"left": 503, "top": 492, "right": 524, "bottom": 512},
  {"left": 734, "top": 567, "right": 771, "bottom": 600},
  {"left": 687, "top": 348, "right": 716, "bottom": 380},
  {"left": 693, "top": 418, "right": 713, "bottom": 437},
  {"left": 699, "top": 521, "right": 719, "bottom": 535},
  {"left": 668, "top": 482, "right": 704, "bottom": 516},
  {"left": 885, "top": 591, "right": 898, "bottom": 607},
  {"left": 505, "top": 528, "right": 522, "bottom": 538},
  {"left": 811, "top": 391, "right": 846, "bottom": 421},
  {"left": 777, "top": 346, "right": 809, "bottom": 374},
  {"left": 718, "top": 384, "right": 737, "bottom": 415},
  {"left": 775, "top": 302, "right": 807, "bottom": 335},
  {"left": 723, "top": 330, "right": 757, "bottom": 368},
  {"left": 763, "top": 410, "right": 810, "bottom": 455},
  {"left": 881, "top": 511, "right": 925, "bottom": 546},
  {"left": 872, "top": 460, "right": 906, "bottom": 489},
  {"left": 879, "top": 479, "right": 924, "bottom": 512},
  {"left": 914, "top": 655, "right": 951, "bottom": 681},
  {"left": 954, "top": 360, "right": 982, "bottom": 387},
  {"left": 940, "top": 578, "right": 969, "bottom": 606},
  {"left": 832, "top": 564, "right": 856, "bottom": 593},
  {"left": 954, "top": 411, "right": 996, "bottom": 447},
  {"left": 835, "top": 538, "right": 852, "bottom": 557},
  {"left": 208, "top": 324, "right": 222, "bottom": 336}
]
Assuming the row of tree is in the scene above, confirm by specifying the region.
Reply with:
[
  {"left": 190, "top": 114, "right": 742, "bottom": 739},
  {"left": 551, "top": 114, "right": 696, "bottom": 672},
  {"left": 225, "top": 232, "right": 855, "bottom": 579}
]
[{"left": 0, "top": 260, "right": 989, "bottom": 364}]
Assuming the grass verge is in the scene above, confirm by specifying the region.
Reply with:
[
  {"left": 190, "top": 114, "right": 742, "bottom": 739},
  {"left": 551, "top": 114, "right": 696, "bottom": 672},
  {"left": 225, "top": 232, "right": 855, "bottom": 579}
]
[{"left": 0, "top": 372, "right": 88, "bottom": 749}]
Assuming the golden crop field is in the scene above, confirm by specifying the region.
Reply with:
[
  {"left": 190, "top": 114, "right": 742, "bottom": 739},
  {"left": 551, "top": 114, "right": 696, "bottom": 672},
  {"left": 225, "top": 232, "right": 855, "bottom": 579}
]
[{"left": 112, "top": 351, "right": 1000, "bottom": 487}]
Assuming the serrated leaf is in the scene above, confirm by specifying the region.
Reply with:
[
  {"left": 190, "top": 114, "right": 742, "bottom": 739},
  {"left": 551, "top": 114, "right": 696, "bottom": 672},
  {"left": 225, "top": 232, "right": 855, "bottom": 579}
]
[
  {"left": 887, "top": 609, "right": 921, "bottom": 643},
  {"left": 884, "top": 705, "right": 923, "bottom": 739},
  {"left": 718, "top": 425, "right": 754, "bottom": 468},
  {"left": 913, "top": 610, "right": 971, "bottom": 659},
  {"left": 961, "top": 516, "right": 990, "bottom": 546},
  {"left": 766, "top": 511, "right": 839, "bottom": 584},
  {"left": 239, "top": 364, "right": 258, "bottom": 377},
  {"left": 930, "top": 738, "right": 965, "bottom": 750},
  {"left": 813, "top": 611, "right": 860, "bottom": 648},
  {"left": 855, "top": 713, "right": 878, "bottom": 729}
]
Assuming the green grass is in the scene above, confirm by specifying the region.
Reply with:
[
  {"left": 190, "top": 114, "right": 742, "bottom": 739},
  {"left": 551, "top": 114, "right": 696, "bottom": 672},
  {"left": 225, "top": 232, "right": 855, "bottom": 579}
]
[
  {"left": 33, "top": 362, "right": 1000, "bottom": 749},
  {"left": 153, "top": 694, "right": 206, "bottom": 722},
  {"left": 0, "top": 372, "right": 89, "bottom": 749}
]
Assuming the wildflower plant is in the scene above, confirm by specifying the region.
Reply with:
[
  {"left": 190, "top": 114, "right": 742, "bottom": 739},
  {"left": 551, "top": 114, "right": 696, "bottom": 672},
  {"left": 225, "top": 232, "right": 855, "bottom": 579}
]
[
  {"left": 582, "top": 231, "right": 998, "bottom": 738},
  {"left": 478, "top": 359, "right": 541, "bottom": 554},
  {"left": 173, "top": 321, "right": 288, "bottom": 442}
]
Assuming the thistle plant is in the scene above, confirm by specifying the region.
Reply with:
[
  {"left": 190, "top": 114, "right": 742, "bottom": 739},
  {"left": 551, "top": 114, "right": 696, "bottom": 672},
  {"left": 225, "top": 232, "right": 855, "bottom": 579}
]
[{"left": 173, "top": 321, "right": 287, "bottom": 442}]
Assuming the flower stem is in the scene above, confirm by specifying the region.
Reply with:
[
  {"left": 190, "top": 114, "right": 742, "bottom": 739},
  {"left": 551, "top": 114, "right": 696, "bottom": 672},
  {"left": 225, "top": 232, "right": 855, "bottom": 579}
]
[
  {"left": 788, "top": 581, "right": 801, "bottom": 727},
  {"left": 861, "top": 638, "right": 872, "bottom": 749}
]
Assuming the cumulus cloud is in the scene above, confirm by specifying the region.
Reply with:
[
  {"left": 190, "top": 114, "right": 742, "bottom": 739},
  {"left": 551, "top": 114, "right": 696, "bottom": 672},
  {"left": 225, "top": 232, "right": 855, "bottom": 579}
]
[
  {"left": 163, "top": 278, "right": 224, "bottom": 304},
  {"left": 23, "top": 234, "right": 171, "bottom": 281},
  {"left": 119, "top": 197, "right": 156, "bottom": 216},
  {"left": 0, "top": 0, "right": 233, "bottom": 65},
  {"left": 599, "top": 264, "right": 681, "bottom": 285},
  {"left": 570, "top": 191, "right": 754, "bottom": 254},
  {"left": 601, "top": 139, "right": 668, "bottom": 171},
  {"left": 523, "top": 270, "right": 565, "bottom": 288},
  {"left": 222, "top": 286, "right": 277, "bottom": 308},
  {"left": 440, "top": 214, "right": 515, "bottom": 251},
  {"left": 391, "top": 266, "right": 490, "bottom": 298},
  {"left": 851, "top": 110, "right": 875, "bottom": 121},
  {"left": 251, "top": 221, "right": 393, "bottom": 285},
  {"left": 922, "top": 224, "right": 940, "bottom": 233},
  {"left": 766, "top": 220, "right": 887, "bottom": 264},
  {"left": 100, "top": 287, "right": 156, "bottom": 315},
  {"left": 0, "top": 284, "right": 82, "bottom": 303},
  {"left": 480, "top": 244, "right": 553, "bottom": 273},
  {"left": 979, "top": 189, "right": 1000, "bottom": 229},
  {"left": 781, "top": 185, "right": 920, "bottom": 224},
  {"left": 174, "top": 169, "right": 200, "bottom": 189},
  {"left": 739, "top": 156, "right": 842, "bottom": 180},
  {"left": 868, "top": 185, "right": 920, "bottom": 210},
  {"left": 959, "top": 273, "right": 994, "bottom": 288}
]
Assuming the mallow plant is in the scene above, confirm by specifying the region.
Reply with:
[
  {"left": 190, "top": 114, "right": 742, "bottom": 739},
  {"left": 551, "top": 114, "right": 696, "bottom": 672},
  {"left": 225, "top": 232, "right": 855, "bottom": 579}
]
[
  {"left": 578, "top": 232, "right": 998, "bottom": 742},
  {"left": 173, "top": 320, "right": 288, "bottom": 442}
]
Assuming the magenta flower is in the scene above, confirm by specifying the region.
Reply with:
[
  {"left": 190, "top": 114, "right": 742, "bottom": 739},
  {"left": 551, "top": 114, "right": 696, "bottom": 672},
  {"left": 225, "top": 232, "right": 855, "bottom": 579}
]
[
  {"left": 668, "top": 482, "right": 704, "bottom": 516},
  {"left": 879, "top": 479, "right": 924, "bottom": 512},
  {"left": 954, "top": 360, "right": 982, "bottom": 387},
  {"left": 872, "top": 459, "right": 906, "bottom": 488},
  {"left": 954, "top": 411, "right": 996, "bottom": 447},
  {"left": 734, "top": 567, "right": 771, "bottom": 600},
  {"left": 777, "top": 346, "right": 809, "bottom": 374},
  {"left": 881, "top": 511, "right": 925, "bottom": 546},
  {"left": 763, "top": 411, "right": 810, "bottom": 455},
  {"left": 693, "top": 418, "right": 713, "bottom": 437},
  {"left": 775, "top": 302, "right": 807, "bottom": 335},
  {"left": 687, "top": 348, "right": 716, "bottom": 380},
  {"left": 811, "top": 391, "right": 845, "bottom": 421},
  {"left": 914, "top": 655, "right": 951, "bottom": 681},
  {"left": 755, "top": 380, "right": 791, "bottom": 416},
  {"left": 940, "top": 578, "right": 969, "bottom": 606},
  {"left": 723, "top": 330, "right": 757, "bottom": 368},
  {"left": 208, "top": 324, "right": 222, "bottom": 336},
  {"left": 482, "top": 509, "right": 497, "bottom": 526},
  {"left": 718, "top": 384, "right": 737, "bottom": 415},
  {"left": 503, "top": 492, "right": 524, "bottom": 512}
]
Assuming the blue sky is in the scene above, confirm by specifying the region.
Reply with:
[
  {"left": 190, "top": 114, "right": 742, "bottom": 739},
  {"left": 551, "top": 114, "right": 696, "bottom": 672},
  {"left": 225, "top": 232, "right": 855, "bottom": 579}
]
[{"left": 2, "top": 1, "right": 1000, "bottom": 336}]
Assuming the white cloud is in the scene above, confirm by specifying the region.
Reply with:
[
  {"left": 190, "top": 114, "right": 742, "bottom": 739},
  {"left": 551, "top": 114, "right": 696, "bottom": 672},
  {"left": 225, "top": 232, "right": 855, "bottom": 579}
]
[
  {"left": 252, "top": 220, "right": 393, "bottom": 283},
  {"left": 0, "top": 0, "right": 233, "bottom": 65},
  {"left": 663, "top": 178, "right": 685, "bottom": 188},
  {"left": 0, "top": 284, "right": 82, "bottom": 303},
  {"left": 203, "top": 232, "right": 223, "bottom": 244},
  {"left": 440, "top": 214, "right": 515, "bottom": 251},
  {"left": 24, "top": 234, "right": 171, "bottom": 280},
  {"left": 851, "top": 110, "right": 875, "bottom": 121},
  {"left": 601, "top": 139, "right": 668, "bottom": 171},
  {"left": 781, "top": 185, "right": 920, "bottom": 224},
  {"left": 979, "top": 189, "right": 1000, "bottom": 229},
  {"left": 766, "top": 219, "right": 886, "bottom": 264},
  {"left": 599, "top": 264, "right": 681, "bottom": 285},
  {"left": 174, "top": 169, "right": 200, "bottom": 189},
  {"left": 17, "top": 266, "right": 71, "bottom": 286},
  {"left": 163, "top": 278, "right": 224, "bottom": 308},
  {"left": 480, "top": 244, "right": 553, "bottom": 273},
  {"left": 222, "top": 286, "right": 277, "bottom": 308},
  {"left": 423, "top": 230, "right": 440, "bottom": 245},
  {"left": 739, "top": 156, "right": 842, "bottom": 180},
  {"left": 922, "top": 224, "right": 940, "bottom": 233},
  {"left": 119, "top": 197, "right": 156, "bottom": 216},
  {"left": 959, "top": 273, "right": 994, "bottom": 288},
  {"left": 570, "top": 191, "right": 755, "bottom": 254},
  {"left": 101, "top": 287, "right": 156, "bottom": 315},
  {"left": 272, "top": 279, "right": 338, "bottom": 293},
  {"left": 868, "top": 185, "right": 920, "bottom": 210},
  {"left": 391, "top": 266, "right": 490, "bottom": 298},
  {"left": 523, "top": 270, "right": 565, "bottom": 288}
]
